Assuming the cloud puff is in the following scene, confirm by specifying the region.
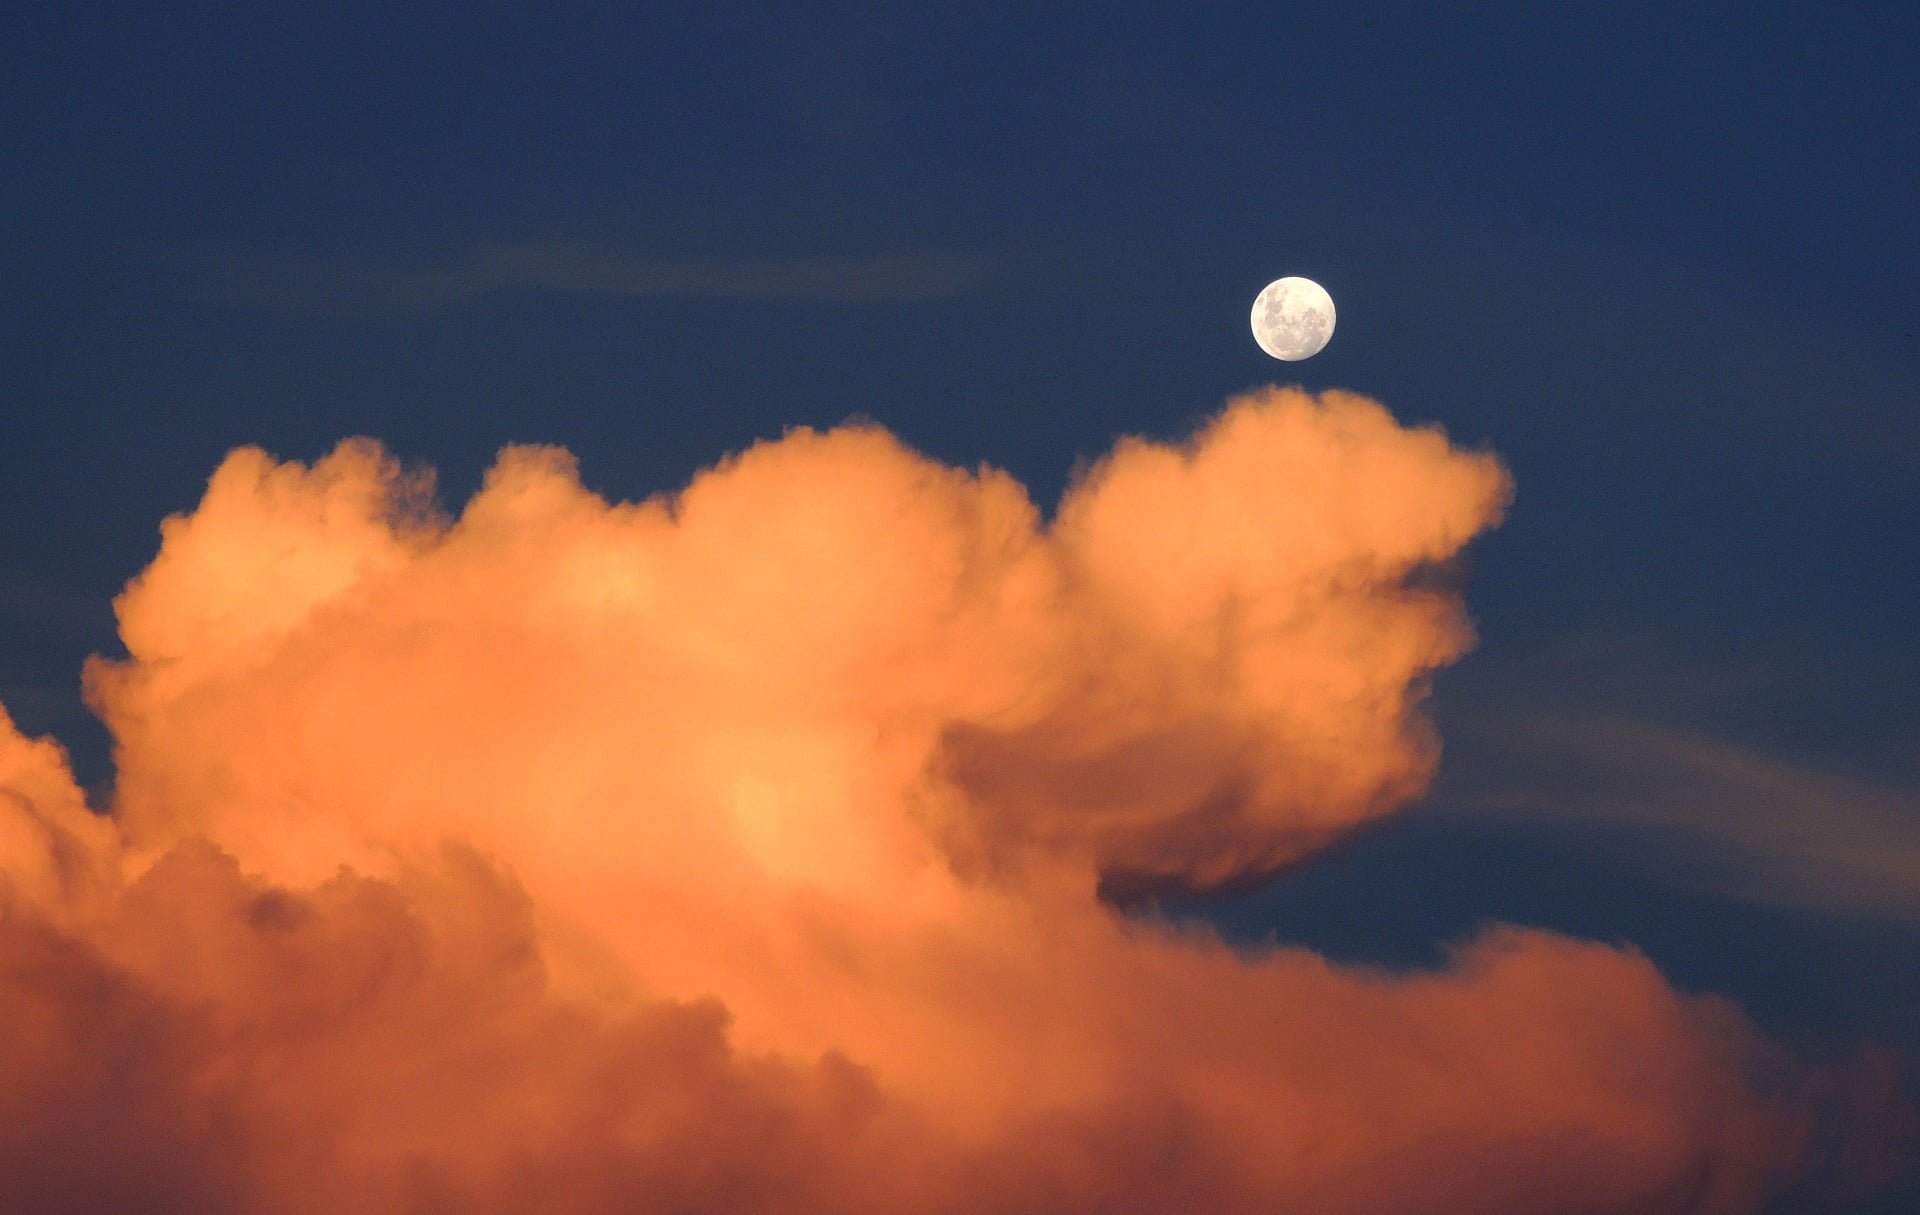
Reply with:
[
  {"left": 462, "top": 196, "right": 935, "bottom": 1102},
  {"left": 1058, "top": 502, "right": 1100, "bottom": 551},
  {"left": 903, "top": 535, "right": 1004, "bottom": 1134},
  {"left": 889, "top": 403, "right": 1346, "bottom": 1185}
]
[{"left": 0, "top": 387, "right": 1897, "bottom": 1212}]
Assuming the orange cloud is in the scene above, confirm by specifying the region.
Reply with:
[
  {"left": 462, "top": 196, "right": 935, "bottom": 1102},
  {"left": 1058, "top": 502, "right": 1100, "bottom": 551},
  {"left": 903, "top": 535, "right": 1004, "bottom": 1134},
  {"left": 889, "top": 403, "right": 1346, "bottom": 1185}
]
[{"left": 0, "top": 387, "right": 1895, "bottom": 1212}]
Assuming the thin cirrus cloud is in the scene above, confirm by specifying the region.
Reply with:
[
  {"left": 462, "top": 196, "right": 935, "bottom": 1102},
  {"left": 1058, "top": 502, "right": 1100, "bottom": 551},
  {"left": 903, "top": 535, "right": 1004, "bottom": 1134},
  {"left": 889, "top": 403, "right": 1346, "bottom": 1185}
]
[
  {"left": 0, "top": 387, "right": 1906, "bottom": 1212},
  {"left": 215, "top": 239, "right": 995, "bottom": 316},
  {"left": 1437, "top": 710, "right": 1920, "bottom": 923}
]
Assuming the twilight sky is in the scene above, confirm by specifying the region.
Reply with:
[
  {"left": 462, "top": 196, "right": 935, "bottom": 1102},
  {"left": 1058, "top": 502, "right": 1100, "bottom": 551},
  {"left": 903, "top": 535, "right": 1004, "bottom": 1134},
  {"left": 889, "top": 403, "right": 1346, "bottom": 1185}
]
[{"left": 2, "top": 5, "right": 1916, "bottom": 1212}]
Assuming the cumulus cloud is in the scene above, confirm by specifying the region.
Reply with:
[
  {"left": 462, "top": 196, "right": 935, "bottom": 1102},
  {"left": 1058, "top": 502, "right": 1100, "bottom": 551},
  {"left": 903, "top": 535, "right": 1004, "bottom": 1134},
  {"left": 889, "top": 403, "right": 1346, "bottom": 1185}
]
[{"left": 0, "top": 387, "right": 1900, "bottom": 1212}]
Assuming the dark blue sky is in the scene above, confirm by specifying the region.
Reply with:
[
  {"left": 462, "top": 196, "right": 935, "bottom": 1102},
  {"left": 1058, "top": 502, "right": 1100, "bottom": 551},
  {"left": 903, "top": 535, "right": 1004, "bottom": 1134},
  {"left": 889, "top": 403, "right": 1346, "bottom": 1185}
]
[{"left": 5, "top": 5, "right": 1917, "bottom": 1202}]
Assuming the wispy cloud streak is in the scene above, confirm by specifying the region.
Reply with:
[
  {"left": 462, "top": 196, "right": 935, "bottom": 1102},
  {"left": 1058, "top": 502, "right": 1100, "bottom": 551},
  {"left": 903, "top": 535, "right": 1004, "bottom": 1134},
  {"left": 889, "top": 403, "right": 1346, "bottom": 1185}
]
[
  {"left": 217, "top": 240, "right": 993, "bottom": 315},
  {"left": 1438, "top": 712, "right": 1920, "bottom": 921}
]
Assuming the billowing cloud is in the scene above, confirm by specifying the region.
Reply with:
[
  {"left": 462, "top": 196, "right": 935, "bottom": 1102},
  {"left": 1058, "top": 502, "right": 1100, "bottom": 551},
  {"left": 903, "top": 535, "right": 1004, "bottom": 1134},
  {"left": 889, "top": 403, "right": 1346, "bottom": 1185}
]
[{"left": 0, "top": 387, "right": 1900, "bottom": 1212}]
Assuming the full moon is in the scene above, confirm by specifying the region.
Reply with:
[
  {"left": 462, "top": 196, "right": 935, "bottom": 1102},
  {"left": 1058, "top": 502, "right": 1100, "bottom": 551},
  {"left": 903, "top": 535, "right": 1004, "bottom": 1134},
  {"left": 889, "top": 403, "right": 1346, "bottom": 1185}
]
[{"left": 1251, "top": 276, "right": 1335, "bottom": 361}]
